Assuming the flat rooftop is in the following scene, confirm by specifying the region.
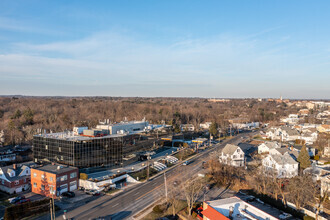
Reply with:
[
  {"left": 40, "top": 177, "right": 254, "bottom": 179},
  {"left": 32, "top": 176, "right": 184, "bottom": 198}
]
[
  {"left": 207, "top": 196, "right": 282, "bottom": 220},
  {"left": 34, "top": 164, "right": 77, "bottom": 174},
  {"left": 35, "top": 131, "right": 124, "bottom": 141}
]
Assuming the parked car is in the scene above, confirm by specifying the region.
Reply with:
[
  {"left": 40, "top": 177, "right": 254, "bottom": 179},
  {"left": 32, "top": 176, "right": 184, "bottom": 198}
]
[
  {"left": 246, "top": 196, "right": 255, "bottom": 202},
  {"left": 62, "top": 191, "right": 75, "bottom": 198},
  {"left": 183, "top": 160, "right": 192, "bottom": 166},
  {"left": 279, "top": 213, "right": 292, "bottom": 219},
  {"left": 16, "top": 198, "right": 30, "bottom": 204},
  {"left": 85, "top": 189, "right": 100, "bottom": 196},
  {"left": 9, "top": 196, "right": 25, "bottom": 204}
]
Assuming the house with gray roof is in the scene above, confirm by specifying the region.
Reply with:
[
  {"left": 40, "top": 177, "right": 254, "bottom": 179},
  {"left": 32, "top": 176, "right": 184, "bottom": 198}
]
[
  {"left": 262, "top": 154, "right": 298, "bottom": 178},
  {"left": 219, "top": 144, "right": 245, "bottom": 167},
  {"left": 0, "top": 161, "right": 36, "bottom": 194},
  {"left": 258, "top": 141, "right": 280, "bottom": 154}
]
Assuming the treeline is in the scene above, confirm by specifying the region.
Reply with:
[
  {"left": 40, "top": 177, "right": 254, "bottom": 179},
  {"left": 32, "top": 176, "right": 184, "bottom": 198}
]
[{"left": 0, "top": 97, "right": 294, "bottom": 145}]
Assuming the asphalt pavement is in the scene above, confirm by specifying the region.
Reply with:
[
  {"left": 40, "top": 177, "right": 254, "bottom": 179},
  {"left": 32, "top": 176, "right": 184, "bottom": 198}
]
[{"left": 53, "top": 132, "right": 255, "bottom": 220}]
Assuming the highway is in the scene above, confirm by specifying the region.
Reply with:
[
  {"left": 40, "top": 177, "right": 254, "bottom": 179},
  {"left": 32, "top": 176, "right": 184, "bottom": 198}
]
[{"left": 58, "top": 132, "right": 253, "bottom": 220}]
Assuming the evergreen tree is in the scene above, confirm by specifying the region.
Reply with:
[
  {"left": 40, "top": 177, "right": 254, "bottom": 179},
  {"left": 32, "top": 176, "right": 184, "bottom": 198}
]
[
  {"left": 297, "top": 145, "right": 311, "bottom": 170},
  {"left": 209, "top": 122, "right": 218, "bottom": 137}
]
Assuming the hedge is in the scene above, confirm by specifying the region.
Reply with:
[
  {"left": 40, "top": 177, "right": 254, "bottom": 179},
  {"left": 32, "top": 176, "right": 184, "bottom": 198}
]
[{"left": 4, "top": 198, "right": 60, "bottom": 220}]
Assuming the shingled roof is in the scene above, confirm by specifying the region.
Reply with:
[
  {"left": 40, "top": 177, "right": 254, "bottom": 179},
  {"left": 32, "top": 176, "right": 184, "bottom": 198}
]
[{"left": 222, "top": 144, "right": 239, "bottom": 155}]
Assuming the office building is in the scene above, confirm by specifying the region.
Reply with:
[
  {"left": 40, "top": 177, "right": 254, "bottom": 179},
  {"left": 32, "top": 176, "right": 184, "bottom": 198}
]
[{"left": 33, "top": 131, "right": 123, "bottom": 169}]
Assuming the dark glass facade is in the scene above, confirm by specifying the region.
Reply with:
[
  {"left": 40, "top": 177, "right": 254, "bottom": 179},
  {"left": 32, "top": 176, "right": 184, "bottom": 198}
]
[{"left": 33, "top": 136, "right": 123, "bottom": 169}]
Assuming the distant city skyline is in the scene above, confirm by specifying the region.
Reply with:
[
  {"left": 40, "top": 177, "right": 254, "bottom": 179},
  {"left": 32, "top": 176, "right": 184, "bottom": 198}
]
[{"left": 0, "top": 1, "right": 329, "bottom": 99}]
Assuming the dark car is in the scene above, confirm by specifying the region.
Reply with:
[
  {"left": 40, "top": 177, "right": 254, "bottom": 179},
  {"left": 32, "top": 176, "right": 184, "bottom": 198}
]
[
  {"left": 16, "top": 198, "right": 30, "bottom": 204},
  {"left": 62, "top": 191, "right": 75, "bottom": 198},
  {"left": 10, "top": 196, "right": 25, "bottom": 204}
]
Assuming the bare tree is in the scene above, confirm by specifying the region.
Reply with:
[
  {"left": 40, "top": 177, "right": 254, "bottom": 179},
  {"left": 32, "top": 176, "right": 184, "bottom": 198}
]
[
  {"left": 167, "top": 178, "right": 182, "bottom": 217},
  {"left": 181, "top": 177, "right": 205, "bottom": 217},
  {"left": 315, "top": 184, "right": 328, "bottom": 220},
  {"left": 287, "top": 174, "right": 315, "bottom": 210}
]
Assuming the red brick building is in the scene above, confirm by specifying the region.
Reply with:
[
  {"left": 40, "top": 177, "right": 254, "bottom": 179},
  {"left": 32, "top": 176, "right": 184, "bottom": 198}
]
[{"left": 31, "top": 164, "right": 78, "bottom": 198}]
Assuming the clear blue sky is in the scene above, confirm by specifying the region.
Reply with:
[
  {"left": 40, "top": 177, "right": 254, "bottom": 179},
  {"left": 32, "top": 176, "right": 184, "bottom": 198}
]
[{"left": 0, "top": 0, "right": 329, "bottom": 98}]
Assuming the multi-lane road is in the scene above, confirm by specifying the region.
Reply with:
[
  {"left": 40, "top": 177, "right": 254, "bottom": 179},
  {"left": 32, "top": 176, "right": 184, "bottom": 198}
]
[{"left": 57, "top": 132, "right": 254, "bottom": 220}]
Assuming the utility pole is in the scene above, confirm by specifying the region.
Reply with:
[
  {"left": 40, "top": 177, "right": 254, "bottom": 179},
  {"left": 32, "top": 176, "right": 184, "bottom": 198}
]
[
  {"left": 50, "top": 199, "right": 53, "bottom": 220},
  {"left": 146, "top": 153, "right": 152, "bottom": 181},
  {"left": 164, "top": 172, "right": 168, "bottom": 203},
  {"left": 52, "top": 193, "right": 56, "bottom": 220}
]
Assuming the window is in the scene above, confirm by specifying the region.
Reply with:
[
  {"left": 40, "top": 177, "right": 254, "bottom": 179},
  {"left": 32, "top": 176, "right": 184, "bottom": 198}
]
[
  {"left": 33, "top": 173, "right": 37, "bottom": 177},
  {"left": 45, "top": 145, "right": 48, "bottom": 150},
  {"left": 26, "top": 170, "right": 29, "bottom": 174},
  {"left": 237, "top": 149, "right": 240, "bottom": 153},
  {"left": 60, "top": 175, "right": 67, "bottom": 181},
  {"left": 41, "top": 174, "right": 45, "bottom": 179},
  {"left": 41, "top": 184, "right": 45, "bottom": 190},
  {"left": 233, "top": 155, "right": 237, "bottom": 159},
  {"left": 70, "top": 181, "right": 77, "bottom": 187},
  {"left": 61, "top": 156, "right": 63, "bottom": 160},
  {"left": 70, "top": 172, "right": 77, "bottom": 179},
  {"left": 33, "top": 182, "right": 37, "bottom": 188},
  {"left": 49, "top": 177, "right": 53, "bottom": 182},
  {"left": 59, "top": 147, "right": 61, "bottom": 152},
  {"left": 60, "top": 184, "right": 68, "bottom": 190},
  {"left": 24, "top": 179, "right": 26, "bottom": 183},
  {"left": 50, "top": 186, "right": 55, "bottom": 195}
]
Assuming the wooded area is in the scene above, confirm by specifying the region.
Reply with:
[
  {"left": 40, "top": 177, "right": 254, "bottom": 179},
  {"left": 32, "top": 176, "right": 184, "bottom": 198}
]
[{"left": 0, "top": 96, "right": 297, "bottom": 145}]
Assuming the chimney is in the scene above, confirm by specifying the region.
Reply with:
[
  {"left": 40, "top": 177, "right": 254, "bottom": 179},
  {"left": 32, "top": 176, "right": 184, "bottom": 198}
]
[{"left": 13, "top": 164, "right": 17, "bottom": 170}]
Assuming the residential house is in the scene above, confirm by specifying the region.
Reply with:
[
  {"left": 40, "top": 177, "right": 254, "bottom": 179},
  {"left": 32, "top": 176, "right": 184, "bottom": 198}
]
[
  {"left": 289, "top": 145, "right": 316, "bottom": 157},
  {"left": 202, "top": 197, "right": 278, "bottom": 220},
  {"left": 31, "top": 164, "right": 78, "bottom": 198},
  {"left": 317, "top": 124, "right": 330, "bottom": 134},
  {"left": 0, "top": 162, "right": 36, "bottom": 194},
  {"left": 257, "top": 141, "right": 280, "bottom": 154},
  {"left": 237, "top": 143, "right": 257, "bottom": 159},
  {"left": 320, "top": 174, "right": 330, "bottom": 199},
  {"left": 0, "top": 147, "right": 16, "bottom": 162},
  {"left": 180, "top": 124, "right": 195, "bottom": 132},
  {"left": 200, "top": 122, "right": 212, "bottom": 130},
  {"left": 232, "top": 122, "right": 260, "bottom": 130},
  {"left": 266, "top": 126, "right": 300, "bottom": 142},
  {"left": 269, "top": 147, "right": 299, "bottom": 160},
  {"left": 304, "top": 164, "right": 330, "bottom": 181},
  {"left": 299, "top": 109, "right": 310, "bottom": 116},
  {"left": 219, "top": 144, "right": 245, "bottom": 167},
  {"left": 262, "top": 154, "right": 298, "bottom": 178},
  {"left": 280, "top": 114, "right": 300, "bottom": 125},
  {"left": 324, "top": 146, "right": 330, "bottom": 157}
]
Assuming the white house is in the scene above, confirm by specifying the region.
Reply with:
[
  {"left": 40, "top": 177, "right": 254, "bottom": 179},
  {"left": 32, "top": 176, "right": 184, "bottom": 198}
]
[
  {"left": 200, "top": 122, "right": 212, "bottom": 129},
  {"left": 262, "top": 154, "right": 298, "bottom": 178},
  {"left": 0, "top": 162, "right": 36, "bottom": 194},
  {"left": 266, "top": 127, "right": 300, "bottom": 142},
  {"left": 258, "top": 141, "right": 280, "bottom": 154},
  {"left": 219, "top": 144, "right": 245, "bottom": 167},
  {"left": 280, "top": 114, "right": 300, "bottom": 124}
]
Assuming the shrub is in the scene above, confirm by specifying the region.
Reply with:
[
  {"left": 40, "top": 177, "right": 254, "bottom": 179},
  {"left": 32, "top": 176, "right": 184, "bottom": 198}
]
[
  {"left": 303, "top": 215, "right": 315, "bottom": 220},
  {"left": 153, "top": 204, "right": 164, "bottom": 214},
  {"left": 4, "top": 198, "right": 57, "bottom": 220},
  {"left": 80, "top": 173, "right": 88, "bottom": 180}
]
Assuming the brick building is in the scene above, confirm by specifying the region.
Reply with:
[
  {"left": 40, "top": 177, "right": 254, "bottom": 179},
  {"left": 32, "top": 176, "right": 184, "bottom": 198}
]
[
  {"left": 31, "top": 164, "right": 78, "bottom": 198},
  {"left": 0, "top": 162, "right": 36, "bottom": 194}
]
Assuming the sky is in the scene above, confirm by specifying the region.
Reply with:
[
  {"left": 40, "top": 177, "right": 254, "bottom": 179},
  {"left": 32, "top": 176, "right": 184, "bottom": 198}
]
[{"left": 0, "top": 0, "right": 329, "bottom": 99}]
